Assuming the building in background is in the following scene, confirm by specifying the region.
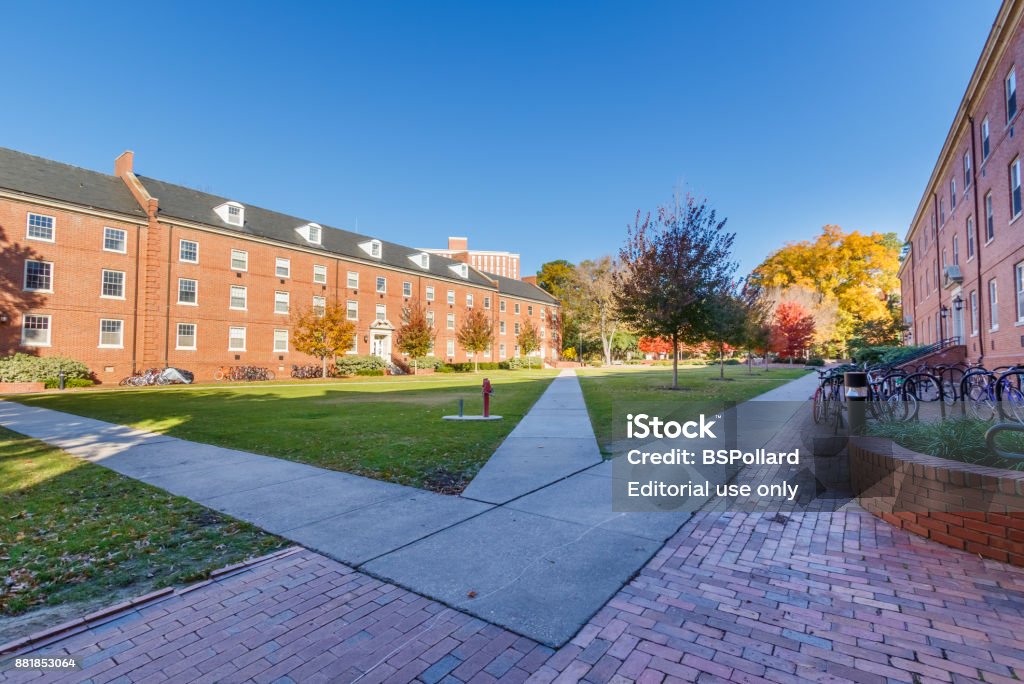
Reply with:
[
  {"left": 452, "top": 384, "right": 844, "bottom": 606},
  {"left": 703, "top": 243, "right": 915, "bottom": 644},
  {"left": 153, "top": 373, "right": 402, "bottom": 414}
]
[
  {"left": 420, "top": 237, "right": 521, "bottom": 280},
  {"left": 899, "top": 0, "right": 1024, "bottom": 365},
  {"left": 0, "top": 148, "right": 559, "bottom": 381}
]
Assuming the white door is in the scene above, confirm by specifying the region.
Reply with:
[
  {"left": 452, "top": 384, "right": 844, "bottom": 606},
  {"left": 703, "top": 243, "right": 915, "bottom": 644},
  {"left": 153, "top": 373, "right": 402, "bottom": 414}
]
[{"left": 371, "top": 333, "right": 391, "bottom": 359}]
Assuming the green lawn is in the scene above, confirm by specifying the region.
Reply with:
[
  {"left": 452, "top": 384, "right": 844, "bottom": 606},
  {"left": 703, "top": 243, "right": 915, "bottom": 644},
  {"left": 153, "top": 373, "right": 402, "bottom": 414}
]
[
  {"left": 577, "top": 364, "right": 810, "bottom": 451},
  {"left": 12, "top": 371, "right": 558, "bottom": 492},
  {"left": 0, "top": 427, "right": 285, "bottom": 616}
]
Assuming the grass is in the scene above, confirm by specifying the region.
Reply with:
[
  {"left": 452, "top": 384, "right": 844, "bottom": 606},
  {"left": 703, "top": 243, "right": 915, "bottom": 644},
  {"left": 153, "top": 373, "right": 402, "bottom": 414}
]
[
  {"left": 0, "top": 426, "right": 285, "bottom": 616},
  {"left": 12, "top": 370, "right": 558, "bottom": 492},
  {"left": 577, "top": 364, "right": 810, "bottom": 451},
  {"left": 868, "top": 417, "right": 1024, "bottom": 470}
]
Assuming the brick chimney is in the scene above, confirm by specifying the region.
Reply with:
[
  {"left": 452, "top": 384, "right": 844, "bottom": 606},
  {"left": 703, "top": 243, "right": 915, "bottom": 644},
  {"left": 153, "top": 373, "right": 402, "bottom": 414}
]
[
  {"left": 114, "top": 150, "right": 158, "bottom": 218},
  {"left": 448, "top": 236, "right": 468, "bottom": 251}
]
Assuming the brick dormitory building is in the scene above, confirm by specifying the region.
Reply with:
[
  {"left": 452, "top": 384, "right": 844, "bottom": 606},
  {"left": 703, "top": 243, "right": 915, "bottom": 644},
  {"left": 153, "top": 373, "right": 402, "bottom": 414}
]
[
  {"left": 0, "top": 147, "right": 560, "bottom": 382},
  {"left": 900, "top": 0, "right": 1024, "bottom": 366}
]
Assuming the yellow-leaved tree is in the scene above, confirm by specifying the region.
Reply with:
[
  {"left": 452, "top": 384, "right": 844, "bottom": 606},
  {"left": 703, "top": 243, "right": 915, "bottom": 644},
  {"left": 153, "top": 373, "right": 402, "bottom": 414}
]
[
  {"left": 751, "top": 225, "right": 901, "bottom": 354},
  {"left": 292, "top": 301, "right": 356, "bottom": 378}
]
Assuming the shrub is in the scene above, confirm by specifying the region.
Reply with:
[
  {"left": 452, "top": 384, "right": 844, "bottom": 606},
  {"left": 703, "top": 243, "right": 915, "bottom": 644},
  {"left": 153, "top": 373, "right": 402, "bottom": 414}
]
[
  {"left": 805, "top": 357, "right": 826, "bottom": 367},
  {"left": 852, "top": 345, "right": 925, "bottom": 366},
  {"left": 869, "top": 417, "right": 1024, "bottom": 471},
  {"left": 43, "top": 377, "right": 95, "bottom": 389},
  {"left": 410, "top": 356, "right": 445, "bottom": 370},
  {"left": 0, "top": 354, "right": 92, "bottom": 383},
  {"left": 504, "top": 357, "right": 538, "bottom": 370},
  {"left": 333, "top": 355, "right": 386, "bottom": 375},
  {"left": 355, "top": 368, "right": 386, "bottom": 376}
]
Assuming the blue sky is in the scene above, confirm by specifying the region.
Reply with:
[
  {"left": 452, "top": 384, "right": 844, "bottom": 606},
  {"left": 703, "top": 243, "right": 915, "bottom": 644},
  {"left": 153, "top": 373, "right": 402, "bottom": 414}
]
[{"left": 2, "top": 1, "right": 1001, "bottom": 275}]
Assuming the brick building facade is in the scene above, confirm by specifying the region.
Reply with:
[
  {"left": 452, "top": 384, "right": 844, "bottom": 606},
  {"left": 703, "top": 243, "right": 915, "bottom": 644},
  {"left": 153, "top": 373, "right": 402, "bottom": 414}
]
[
  {"left": 0, "top": 148, "right": 560, "bottom": 382},
  {"left": 420, "top": 237, "right": 521, "bottom": 280},
  {"left": 900, "top": 0, "right": 1024, "bottom": 365}
]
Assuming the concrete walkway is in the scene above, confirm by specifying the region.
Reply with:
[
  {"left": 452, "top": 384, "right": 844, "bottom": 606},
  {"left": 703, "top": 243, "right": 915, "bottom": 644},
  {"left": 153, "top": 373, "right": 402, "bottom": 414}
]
[{"left": 0, "top": 370, "right": 689, "bottom": 647}]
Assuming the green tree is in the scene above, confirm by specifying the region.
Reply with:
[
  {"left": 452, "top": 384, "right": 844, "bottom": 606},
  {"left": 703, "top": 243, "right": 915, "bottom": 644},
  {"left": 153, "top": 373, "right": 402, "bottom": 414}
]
[
  {"left": 457, "top": 308, "right": 494, "bottom": 372},
  {"left": 395, "top": 300, "right": 436, "bottom": 372},
  {"left": 518, "top": 318, "right": 541, "bottom": 368},
  {"left": 537, "top": 259, "right": 582, "bottom": 357},
  {"left": 291, "top": 302, "right": 356, "bottom": 378},
  {"left": 704, "top": 285, "right": 751, "bottom": 380},
  {"left": 576, "top": 256, "right": 621, "bottom": 366},
  {"left": 615, "top": 196, "right": 737, "bottom": 389}
]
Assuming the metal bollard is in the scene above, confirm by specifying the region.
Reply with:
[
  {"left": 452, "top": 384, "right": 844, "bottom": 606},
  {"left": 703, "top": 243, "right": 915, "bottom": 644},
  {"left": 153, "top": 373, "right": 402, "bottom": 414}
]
[
  {"left": 58, "top": 369, "right": 66, "bottom": 391},
  {"left": 458, "top": 398, "right": 464, "bottom": 417},
  {"left": 844, "top": 371, "right": 868, "bottom": 435}
]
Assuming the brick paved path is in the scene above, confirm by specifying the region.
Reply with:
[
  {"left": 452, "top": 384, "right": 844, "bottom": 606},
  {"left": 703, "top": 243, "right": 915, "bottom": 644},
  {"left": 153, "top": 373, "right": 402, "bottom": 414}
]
[{"left": 5, "top": 504, "right": 1024, "bottom": 683}]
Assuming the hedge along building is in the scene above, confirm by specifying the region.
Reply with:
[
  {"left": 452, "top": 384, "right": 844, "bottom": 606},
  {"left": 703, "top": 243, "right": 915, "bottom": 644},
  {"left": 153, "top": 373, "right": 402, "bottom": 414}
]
[
  {"left": 899, "top": 0, "right": 1024, "bottom": 365},
  {"left": 0, "top": 147, "right": 560, "bottom": 381}
]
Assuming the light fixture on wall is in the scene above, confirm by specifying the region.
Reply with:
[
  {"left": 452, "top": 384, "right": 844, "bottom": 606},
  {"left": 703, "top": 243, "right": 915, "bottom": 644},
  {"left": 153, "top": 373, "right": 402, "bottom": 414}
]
[
  {"left": 0, "top": 312, "right": 7, "bottom": 324},
  {"left": 940, "top": 305, "right": 949, "bottom": 319},
  {"left": 363, "top": 335, "right": 368, "bottom": 343},
  {"left": 953, "top": 295, "right": 964, "bottom": 311}
]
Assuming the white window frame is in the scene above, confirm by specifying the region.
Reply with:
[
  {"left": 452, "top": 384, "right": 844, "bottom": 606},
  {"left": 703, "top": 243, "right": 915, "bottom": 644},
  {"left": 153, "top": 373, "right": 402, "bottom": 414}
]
[
  {"left": 963, "top": 152, "right": 971, "bottom": 187},
  {"left": 447, "top": 313, "right": 455, "bottom": 330},
  {"left": 403, "top": 281, "right": 412, "bottom": 297},
  {"left": 276, "top": 257, "right": 291, "bottom": 278},
  {"left": 950, "top": 179, "right": 956, "bottom": 208},
  {"left": 346, "top": 300, "right": 358, "bottom": 321},
  {"left": 967, "top": 217, "right": 975, "bottom": 260},
  {"left": 103, "top": 227, "right": 127, "bottom": 253},
  {"left": 447, "top": 289, "right": 455, "bottom": 305},
  {"left": 347, "top": 271, "right": 359, "bottom": 289},
  {"left": 1017, "top": 262, "right": 1024, "bottom": 323},
  {"left": 952, "top": 235, "right": 959, "bottom": 266},
  {"left": 426, "top": 310, "right": 435, "bottom": 328},
  {"left": 176, "top": 323, "right": 197, "bottom": 350},
  {"left": 990, "top": 278, "right": 1000, "bottom": 330},
  {"left": 26, "top": 213, "right": 55, "bottom": 242},
  {"left": 24, "top": 260, "right": 54, "bottom": 293},
  {"left": 499, "top": 343, "right": 506, "bottom": 359},
  {"left": 231, "top": 249, "right": 249, "bottom": 272},
  {"left": 426, "top": 286, "right": 435, "bottom": 301},
  {"left": 99, "top": 318, "right": 124, "bottom": 349},
  {"left": 177, "top": 278, "right": 198, "bottom": 305},
  {"left": 313, "top": 295, "right": 326, "bottom": 315},
  {"left": 986, "top": 192, "right": 995, "bottom": 242},
  {"left": 230, "top": 285, "right": 247, "bottom": 311},
  {"left": 446, "top": 339, "right": 455, "bottom": 357},
  {"left": 375, "top": 303, "right": 386, "bottom": 321},
  {"left": 982, "top": 117, "right": 991, "bottom": 160},
  {"left": 229, "top": 326, "right": 247, "bottom": 351},
  {"left": 1007, "top": 68, "right": 1018, "bottom": 122},
  {"left": 500, "top": 300, "right": 506, "bottom": 313},
  {"left": 1012, "top": 158, "right": 1022, "bottom": 219},
  {"left": 466, "top": 293, "right": 474, "bottom": 308},
  {"left": 274, "top": 291, "right": 290, "bottom": 315},
  {"left": 273, "top": 328, "right": 288, "bottom": 352},
  {"left": 484, "top": 296, "right": 491, "bottom": 310},
  {"left": 100, "top": 269, "right": 126, "bottom": 299},
  {"left": 971, "top": 289, "right": 979, "bottom": 335},
  {"left": 500, "top": 320, "right": 506, "bottom": 335},
  {"left": 376, "top": 276, "right": 387, "bottom": 294},
  {"left": 179, "top": 239, "right": 199, "bottom": 264},
  {"left": 313, "top": 264, "right": 328, "bottom": 284},
  {"left": 22, "top": 314, "right": 51, "bottom": 347},
  {"left": 514, "top": 302, "right": 521, "bottom": 315}
]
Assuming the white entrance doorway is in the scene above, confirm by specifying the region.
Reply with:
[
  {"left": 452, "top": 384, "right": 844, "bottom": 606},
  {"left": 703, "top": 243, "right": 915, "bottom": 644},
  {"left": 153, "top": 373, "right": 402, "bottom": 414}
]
[
  {"left": 952, "top": 290, "right": 964, "bottom": 343},
  {"left": 371, "top": 332, "right": 392, "bottom": 360}
]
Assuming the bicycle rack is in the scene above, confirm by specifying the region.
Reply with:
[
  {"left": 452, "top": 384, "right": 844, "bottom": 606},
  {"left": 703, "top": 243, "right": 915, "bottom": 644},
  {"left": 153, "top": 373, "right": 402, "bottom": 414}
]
[{"left": 984, "top": 422, "right": 1024, "bottom": 461}]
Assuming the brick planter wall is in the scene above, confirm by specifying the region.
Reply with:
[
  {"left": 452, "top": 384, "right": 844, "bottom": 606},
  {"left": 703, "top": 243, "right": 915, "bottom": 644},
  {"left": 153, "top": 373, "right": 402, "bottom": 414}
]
[
  {"left": 849, "top": 436, "right": 1024, "bottom": 566},
  {"left": 0, "top": 382, "right": 46, "bottom": 394}
]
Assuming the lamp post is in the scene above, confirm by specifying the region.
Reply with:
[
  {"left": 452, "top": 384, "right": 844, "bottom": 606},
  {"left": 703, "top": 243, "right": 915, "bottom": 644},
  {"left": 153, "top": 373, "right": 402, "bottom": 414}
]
[{"left": 940, "top": 304, "right": 949, "bottom": 342}]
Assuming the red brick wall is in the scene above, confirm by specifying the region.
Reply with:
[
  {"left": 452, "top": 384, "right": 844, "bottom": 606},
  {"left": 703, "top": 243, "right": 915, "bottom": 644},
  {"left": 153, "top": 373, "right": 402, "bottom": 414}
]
[
  {"left": 849, "top": 436, "right": 1024, "bottom": 566},
  {"left": 0, "top": 382, "right": 45, "bottom": 394},
  {"left": 0, "top": 194, "right": 560, "bottom": 382}
]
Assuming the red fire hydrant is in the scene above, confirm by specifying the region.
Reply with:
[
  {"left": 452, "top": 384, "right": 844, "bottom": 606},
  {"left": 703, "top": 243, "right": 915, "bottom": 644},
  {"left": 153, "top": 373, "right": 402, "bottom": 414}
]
[{"left": 482, "top": 378, "right": 493, "bottom": 418}]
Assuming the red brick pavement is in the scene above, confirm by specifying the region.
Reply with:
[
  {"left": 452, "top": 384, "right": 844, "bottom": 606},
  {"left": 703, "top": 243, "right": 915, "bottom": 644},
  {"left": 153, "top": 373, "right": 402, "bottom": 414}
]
[{"left": 4, "top": 507, "right": 1024, "bottom": 683}]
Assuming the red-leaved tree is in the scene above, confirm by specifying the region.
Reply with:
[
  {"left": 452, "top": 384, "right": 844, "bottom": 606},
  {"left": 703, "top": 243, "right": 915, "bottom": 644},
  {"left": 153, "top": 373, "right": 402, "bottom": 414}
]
[{"left": 770, "top": 301, "right": 816, "bottom": 360}]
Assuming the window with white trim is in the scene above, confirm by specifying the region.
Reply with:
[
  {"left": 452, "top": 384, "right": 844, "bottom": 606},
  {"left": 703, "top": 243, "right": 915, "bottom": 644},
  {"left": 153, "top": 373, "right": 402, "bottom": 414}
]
[
  {"left": 275, "top": 291, "right": 289, "bottom": 314},
  {"left": 274, "top": 328, "right": 288, "bottom": 352},
  {"left": 990, "top": 278, "right": 999, "bottom": 330},
  {"left": 963, "top": 152, "right": 971, "bottom": 187},
  {"left": 1012, "top": 158, "right": 1022, "bottom": 218},
  {"left": 967, "top": 217, "right": 975, "bottom": 259},
  {"left": 986, "top": 192, "right": 995, "bottom": 241},
  {"left": 229, "top": 326, "right": 246, "bottom": 351},
  {"left": 176, "top": 323, "right": 196, "bottom": 350},
  {"left": 179, "top": 239, "right": 198, "bottom": 263},
  {"left": 528, "top": 305, "right": 533, "bottom": 316},
  {"left": 99, "top": 319, "right": 123, "bottom": 348},
  {"left": 104, "top": 227, "right": 127, "bottom": 253},
  {"left": 101, "top": 269, "right": 125, "bottom": 298},
  {"left": 403, "top": 281, "right": 412, "bottom": 297},
  {"left": 426, "top": 310, "right": 435, "bottom": 327},
  {"left": 500, "top": 320, "right": 506, "bottom": 335},
  {"left": 982, "top": 117, "right": 991, "bottom": 160},
  {"left": 313, "top": 295, "right": 326, "bottom": 315},
  {"left": 26, "top": 213, "right": 54, "bottom": 241},
  {"left": 447, "top": 289, "right": 455, "bottom": 305},
  {"left": 346, "top": 300, "right": 358, "bottom": 320},
  {"left": 447, "top": 313, "right": 455, "bottom": 330},
  {"left": 376, "top": 276, "right": 387, "bottom": 293},
  {"left": 499, "top": 300, "right": 506, "bottom": 312},
  {"left": 952, "top": 235, "right": 959, "bottom": 266},
  {"left": 514, "top": 302, "right": 520, "bottom": 315},
  {"left": 231, "top": 249, "right": 248, "bottom": 271},
  {"left": 178, "top": 278, "right": 197, "bottom": 305},
  {"left": 446, "top": 339, "right": 455, "bottom": 356},
  {"left": 1016, "top": 262, "right": 1024, "bottom": 322},
  {"left": 484, "top": 296, "right": 491, "bottom": 310},
  {"left": 499, "top": 343, "right": 506, "bottom": 358},
  {"left": 313, "top": 264, "right": 328, "bottom": 284},
  {"left": 971, "top": 289, "right": 979, "bottom": 334},
  {"left": 1007, "top": 68, "right": 1017, "bottom": 122},
  {"left": 466, "top": 293, "right": 474, "bottom": 308},
  {"left": 230, "top": 285, "right": 247, "bottom": 310},
  {"left": 276, "top": 258, "right": 291, "bottom": 278},
  {"left": 426, "top": 286, "right": 435, "bottom": 301},
  {"left": 22, "top": 314, "right": 51, "bottom": 346},
  {"left": 950, "top": 179, "right": 956, "bottom": 208},
  {"left": 24, "top": 261, "right": 53, "bottom": 292},
  {"left": 307, "top": 224, "right": 322, "bottom": 244},
  {"left": 227, "top": 204, "right": 243, "bottom": 225},
  {"left": 376, "top": 304, "right": 386, "bottom": 321},
  {"left": 514, "top": 322, "right": 520, "bottom": 335},
  {"left": 347, "top": 271, "right": 359, "bottom": 288}
]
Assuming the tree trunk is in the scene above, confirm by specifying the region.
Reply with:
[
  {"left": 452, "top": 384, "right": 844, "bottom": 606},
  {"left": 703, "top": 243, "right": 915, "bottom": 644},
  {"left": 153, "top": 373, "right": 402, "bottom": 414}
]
[
  {"left": 322, "top": 356, "right": 328, "bottom": 379},
  {"left": 719, "top": 342, "right": 725, "bottom": 379},
  {"left": 672, "top": 332, "right": 679, "bottom": 389},
  {"left": 474, "top": 356, "right": 479, "bottom": 373}
]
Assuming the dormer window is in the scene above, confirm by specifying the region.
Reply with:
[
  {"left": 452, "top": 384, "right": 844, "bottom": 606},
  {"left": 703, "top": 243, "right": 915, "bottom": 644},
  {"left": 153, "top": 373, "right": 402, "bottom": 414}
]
[
  {"left": 297, "top": 222, "right": 322, "bottom": 245},
  {"left": 359, "top": 239, "right": 382, "bottom": 259},
  {"left": 214, "top": 202, "right": 245, "bottom": 226},
  {"left": 408, "top": 252, "right": 430, "bottom": 269},
  {"left": 449, "top": 263, "right": 469, "bottom": 279}
]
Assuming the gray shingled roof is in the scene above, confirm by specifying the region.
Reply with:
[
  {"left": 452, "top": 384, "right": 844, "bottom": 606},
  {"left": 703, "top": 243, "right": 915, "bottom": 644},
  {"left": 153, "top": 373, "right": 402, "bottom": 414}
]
[
  {"left": 137, "top": 175, "right": 503, "bottom": 291},
  {"left": 489, "top": 274, "right": 559, "bottom": 305},
  {"left": 0, "top": 147, "right": 146, "bottom": 218}
]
